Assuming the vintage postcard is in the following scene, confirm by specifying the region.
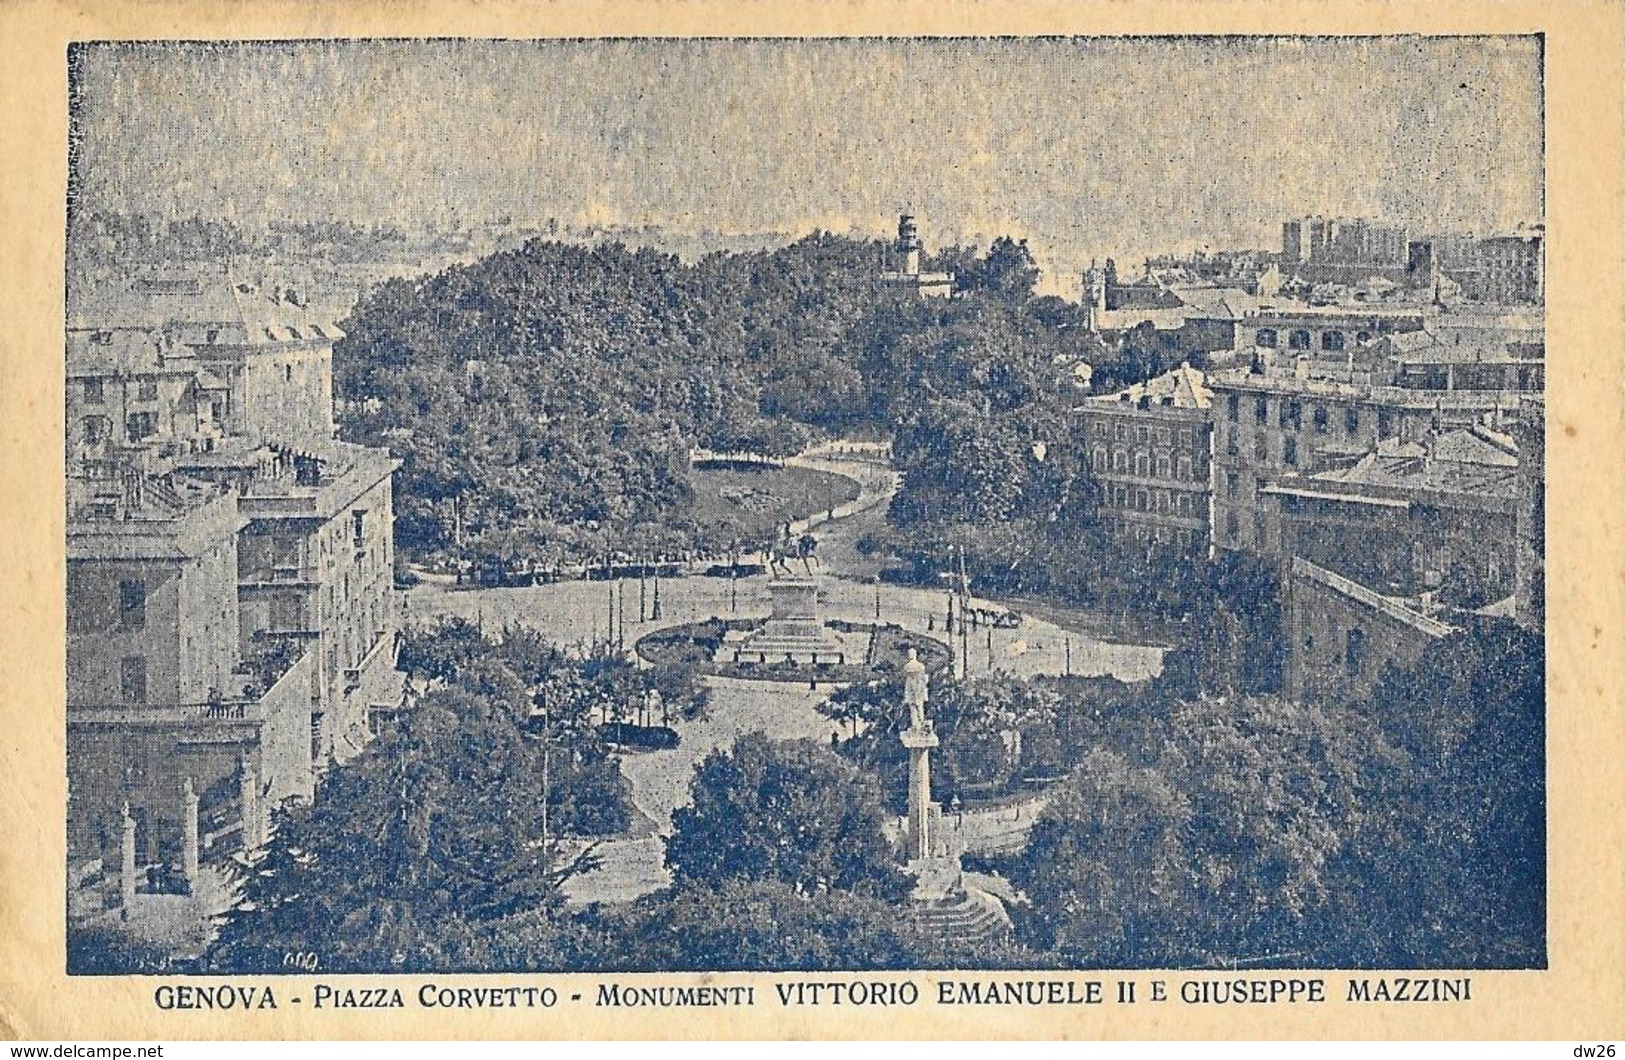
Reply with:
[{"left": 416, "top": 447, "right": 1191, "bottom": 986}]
[{"left": 1, "top": 0, "right": 1622, "bottom": 1042}]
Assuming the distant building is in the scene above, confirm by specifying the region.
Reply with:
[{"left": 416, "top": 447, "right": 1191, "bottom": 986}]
[
  {"left": 65, "top": 276, "right": 401, "bottom": 916},
  {"left": 1282, "top": 220, "right": 1303, "bottom": 264},
  {"left": 1475, "top": 231, "right": 1545, "bottom": 305},
  {"left": 1082, "top": 266, "right": 1264, "bottom": 360},
  {"left": 881, "top": 214, "right": 955, "bottom": 298},
  {"left": 1074, "top": 363, "right": 1213, "bottom": 552}
]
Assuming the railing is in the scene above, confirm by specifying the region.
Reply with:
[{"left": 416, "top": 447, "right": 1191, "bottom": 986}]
[{"left": 68, "top": 699, "right": 266, "bottom": 725}]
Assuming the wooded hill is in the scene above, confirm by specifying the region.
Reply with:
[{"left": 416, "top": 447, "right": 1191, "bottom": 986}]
[{"left": 332, "top": 233, "right": 1096, "bottom": 566}]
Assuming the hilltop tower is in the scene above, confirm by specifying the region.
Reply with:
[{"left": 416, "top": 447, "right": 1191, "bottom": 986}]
[{"left": 897, "top": 214, "right": 922, "bottom": 277}]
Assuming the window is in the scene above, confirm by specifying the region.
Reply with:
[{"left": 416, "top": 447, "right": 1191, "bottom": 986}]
[
  {"left": 1377, "top": 408, "right": 1394, "bottom": 438},
  {"left": 82, "top": 378, "right": 104, "bottom": 404},
  {"left": 1179, "top": 428, "right": 1193, "bottom": 446},
  {"left": 1176, "top": 494, "right": 1191, "bottom": 517},
  {"left": 1135, "top": 489, "right": 1148, "bottom": 511},
  {"left": 1227, "top": 394, "right": 1239, "bottom": 421},
  {"left": 1287, "top": 400, "right": 1303, "bottom": 430},
  {"left": 1345, "top": 406, "right": 1360, "bottom": 434},
  {"left": 1313, "top": 405, "right": 1330, "bottom": 433},
  {"left": 125, "top": 411, "right": 157, "bottom": 441},
  {"left": 1255, "top": 397, "right": 1268, "bottom": 424},
  {"left": 1255, "top": 328, "right": 1278, "bottom": 348},
  {"left": 136, "top": 380, "right": 158, "bottom": 402},
  {"left": 1134, "top": 450, "right": 1150, "bottom": 476},
  {"left": 1289, "top": 329, "right": 1312, "bottom": 350},
  {"left": 1345, "top": 628, "right": 1366, "bottom": 678},
  {"left": 1284, "top": 437, "right": 1298, "bottom": 466},
  {"left": 1225, "top": 512, "right": 1240, "bottom": 538},
  {"left": 1177, "top": 454, "right": 1192, "bottom": 481},
  {"left": 118, "top": 579, "right": 145, "bottom": 630},
  {"left": 1356, "top": 331, "right": 1371, "bottom": 344},
  {"left": 1226, "top": 472, "right": 1238, "bottom": 499},
  {"left": 351, "top": 510, "right": 367, "bottom": 550},
  {"left": 1136, "top": 425, "right": 1150, "bottom": 443},
  {"left": 1156, "top": 453, "right": 1171, "bottom": 478},
  {"left": 1092, "top": 446, "right": 1107, "bottom": 472},
  {"left": 1157, "top": 490, "right": 1170, "bottom": 512},
  {"left": 284, "top": 364, "right": 294, "bottom": 383},
  {"left": 80, "top": 416, "right": 108, "bottom": 447},
  {"left": 1112, "top": 449, "right": 1128, "bottom": 473},
  {"left": 1115, "top": 423, "right": 1128, "bottom": 441},
  {"left": 1322, "top": 330, "right": 1345, "bottom": 352},
  {"left": 1156, "top": 427, "right": 1172, "bottom": 444},
  {"left": 1253, "top": 433, "right": 1267, "bottom": 462},
  {"left": 1226, "top": 433, "right": 1239, "bottom": 457},
  {"left": 120, "top": 656, "right": 147, "bottom": 704},
  {"left": 91, "top": 330, "right": 113, "bottom": 346},
  {"left": 1114, "top": 485, "right": 1128, "bottom": 508}
]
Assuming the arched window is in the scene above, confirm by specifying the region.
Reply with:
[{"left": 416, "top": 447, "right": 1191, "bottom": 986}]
[
  {"left": 1256, "top": 328, "right": 1278, "bottom": 348},
  {"left": 1093, "top": 446, "right": 1108, "bottom": 472},
  {"left": 1134, "top": 450, "right": 1150, "bottom": 476},
  {"left": 1112, "top": 449, "right": 1128, "bottom": 473},
  {"left": 1156, "top": 453, "right": 1171, "bottom": 479},
  {"left": 1322, "top": 330, "right": 1346, "bottom": 351},
  {"left": 1289, "top": 329, "right": 1312, "bottom": 350}
]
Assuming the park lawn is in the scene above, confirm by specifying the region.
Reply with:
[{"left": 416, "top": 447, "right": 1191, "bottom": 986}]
[{"left": 685, "top": 464, "right": 860, "bottom": 546}]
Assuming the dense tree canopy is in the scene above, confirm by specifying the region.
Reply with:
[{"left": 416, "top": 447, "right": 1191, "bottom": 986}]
[
  {"left": 665, "top": 733, "right": 911, "bottom": 901},
  {"left": 205, "top": 623, "right": 634, "bottom": 973}
]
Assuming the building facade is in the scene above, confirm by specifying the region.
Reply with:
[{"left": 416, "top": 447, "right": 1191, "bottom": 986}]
[
  {"left": 1284, "top": 557, "right": 1455, "bottom": 704},
  {"left": 1076, "top": 364, "right": 1213, "bottom": 552},
  {"left": 66, "top": 276, "right": 400, "bottom": 918}
]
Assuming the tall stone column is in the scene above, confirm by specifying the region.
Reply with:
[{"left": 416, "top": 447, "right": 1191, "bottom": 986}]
[
  {"left": 181, "top": 777, "right": 200, "bottom": 886},
  {"left": 239, "top": 757, "right": 261, "bottom": 851},
  {"left": 119, "top": 802, "right": 137, "bottom": 920},
  {"left": 899, "top": 649, "right": 938, "bottom": 862}
]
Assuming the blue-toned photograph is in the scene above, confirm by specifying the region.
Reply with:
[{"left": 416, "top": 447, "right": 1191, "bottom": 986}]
[{"left": 63, "top": 36, "right": 1545, "bottom": 975}]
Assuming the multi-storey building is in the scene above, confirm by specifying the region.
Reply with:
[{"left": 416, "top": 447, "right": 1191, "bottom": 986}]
[
  {"left": 1474, "top": 231, "right": 1545, "bottom": 305},
  {"left": 1233, "top": 307, "right": 1425, "bottom": 360},
  {"left": 1276, "top": 424, "right": 1520, "bottom": 703},
  {"left": 1075, "top": 364, "right": 1213, "bottom": 552},
  {"left": 66, "top": 275, "right": 400, "bottom": 918},
  {"left": 1207, "top": 363, "right": 1522, "bottom": 556}
]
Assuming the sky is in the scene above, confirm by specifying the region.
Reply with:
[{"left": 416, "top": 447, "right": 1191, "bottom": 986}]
[{"left": 69, "top": 36, "right": 1543, "bottom": 296}]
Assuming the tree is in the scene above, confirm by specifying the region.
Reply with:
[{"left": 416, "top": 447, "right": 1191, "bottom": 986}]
[
  {"left": 1333, "top": 618, "right": 1546, "bottom": 967},
  {"left": 206, "top": 652, "right": 630, "bottom": 972},
  {"left": 665, "top": 734, "right": 910, "bottom": 900},
  {"left": 588, "top": 879, "right": 939, "bottom": 971},
  {"left": 1014, "top": 748, "right": 1196, "bottom": 965}
]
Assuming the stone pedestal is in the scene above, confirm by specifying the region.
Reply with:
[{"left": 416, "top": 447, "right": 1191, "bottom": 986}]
[
  {"left": 728, "top": 576, "right": 846, "bottom": 665},
  {"left": 901, "top": 726, "right": 939, "bottom": 862}
]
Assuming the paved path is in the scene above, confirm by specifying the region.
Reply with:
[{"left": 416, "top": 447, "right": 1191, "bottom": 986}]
[
  {"left": 557, "top": 678, "right": 838, "bottom": 905},
  {"left": 405, "top": 446, "right": 1165, "bottom": 904}
]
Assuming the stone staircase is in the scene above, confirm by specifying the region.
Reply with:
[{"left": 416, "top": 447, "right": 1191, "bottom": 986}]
[{"left": 911, "top": 886, "right": 1012, "bottom": 949}]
